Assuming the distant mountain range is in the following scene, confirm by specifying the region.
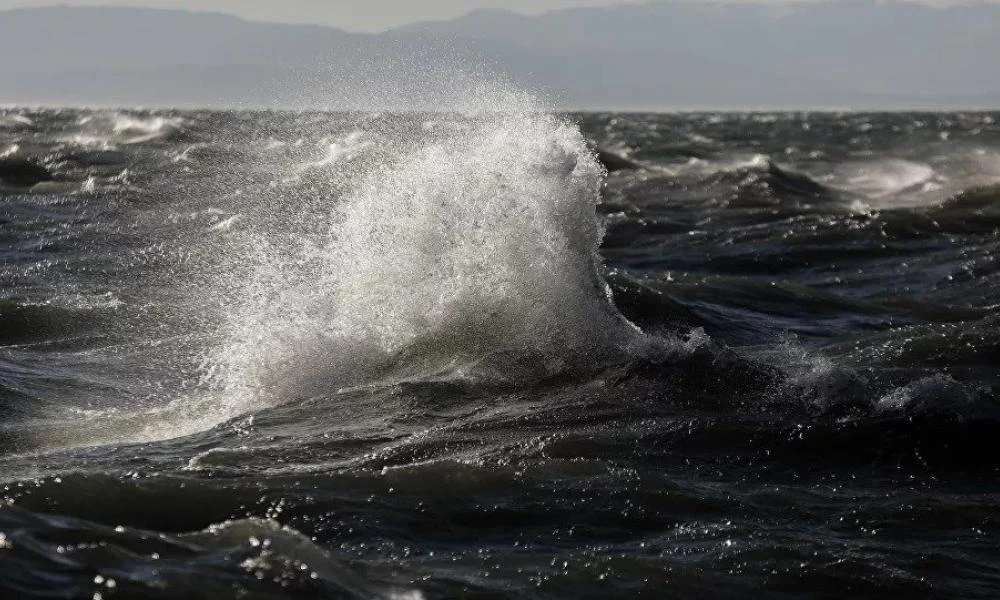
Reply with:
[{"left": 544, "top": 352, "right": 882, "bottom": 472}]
[{"left": 2, "top": 2, "right": 999, "bottom": 110}]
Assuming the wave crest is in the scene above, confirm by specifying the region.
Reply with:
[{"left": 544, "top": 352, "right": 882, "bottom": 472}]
[{"left": 208, "top": 111, "right": 643, "bottom": 410}]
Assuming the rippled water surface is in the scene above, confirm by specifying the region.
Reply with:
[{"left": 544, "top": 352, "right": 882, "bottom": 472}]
[{"left": 1, "top": 108, "right": 998, "bottom": 599}]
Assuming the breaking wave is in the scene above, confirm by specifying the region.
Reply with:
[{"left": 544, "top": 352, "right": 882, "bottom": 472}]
[{"left": 198, "top": 108, "right": 648, "bottom": 422}]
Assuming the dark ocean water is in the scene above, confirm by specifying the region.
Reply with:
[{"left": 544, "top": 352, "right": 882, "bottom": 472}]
[{"left": 0, "top": 108, "right": 998, "bottom": 599}]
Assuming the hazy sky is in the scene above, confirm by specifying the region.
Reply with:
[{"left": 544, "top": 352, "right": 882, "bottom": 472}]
[
  {"left": 0, "top": 0, "right": 983, "bottom": 32},
  {"left": 0, "top": 0, "right": 636, "bottom": 31}
]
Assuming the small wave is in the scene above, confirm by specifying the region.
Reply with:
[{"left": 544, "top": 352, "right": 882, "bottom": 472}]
[
  {"left": 877, "top": 375, "right": 997, "bottom": 420},
  {"left": 184, "top": 518, "right": 423, "bottom": 599},
  {"left": 111, "top": 113, "right": 183, "bottom": 140},
  {"left": 675, "top": 153, "right": 769, "bottom": 176},
  {"left": 0, "top": 505, "right": 421, "bottom": 600},
  {"left": 63, "top": 112, "right": 185, "bottom": 147},
  {"left": 0, "top": 113, "right": 34, "bottom": 128},
  {"left": 595, "top": 147, "right": 644, "bottom": 172},
  {"left": 679, "top": 155, "right": 840, "bottom": 204},
  {"left": 833, "top": 159, "right": 942, "bottom": 204},
  {"left": 940, "top": 182, "right": 1000, "bottom": 213},
  {"left": 763, "top": 161, "right": 838, "bottom": 199},
  {"left": 675, "top": 154, "right": 835, "bottom": 199}
]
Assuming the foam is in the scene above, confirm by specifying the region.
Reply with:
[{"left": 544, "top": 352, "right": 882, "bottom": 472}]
[
  {"left": 877, "top": 375, "right": 994, "bottom": 420},
  {"left": 202, "top": 109, "right": 644, "bottom": 416},
  {"left": 63, "top": 112, "right": 184, "bottom": 147},
  {"left": 833, "top": 159, "right": 941, "bottom": 206}
]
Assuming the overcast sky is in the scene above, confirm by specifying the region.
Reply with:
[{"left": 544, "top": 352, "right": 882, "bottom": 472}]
[{"left": 0, "top": 0, "right": 983, "bottom": 32}]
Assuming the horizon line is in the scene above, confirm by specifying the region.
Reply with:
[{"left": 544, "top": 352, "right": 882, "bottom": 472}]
[{"left": 2, "top": 0, "right": 997, "bottom": 34}]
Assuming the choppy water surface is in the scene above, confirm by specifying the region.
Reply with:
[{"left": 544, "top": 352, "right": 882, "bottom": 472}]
[{"left": 1, "top": 108, "right": 998, "bottom": 599}]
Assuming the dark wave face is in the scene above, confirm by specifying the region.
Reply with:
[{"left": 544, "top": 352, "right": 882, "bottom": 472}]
[{"left": 1, "top": 108, "right": 999, "bottom": 599}]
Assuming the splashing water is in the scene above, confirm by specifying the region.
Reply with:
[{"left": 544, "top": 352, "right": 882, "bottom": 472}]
[{"left": 196, "top": 109, "right": 644, "bottom": 423}]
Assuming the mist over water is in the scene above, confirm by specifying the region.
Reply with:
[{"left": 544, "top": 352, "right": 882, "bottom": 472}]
[{"left": 0, "top": 92, "right": 999, "bottom": 598}]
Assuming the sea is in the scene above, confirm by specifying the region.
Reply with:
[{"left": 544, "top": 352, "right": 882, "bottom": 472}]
[{"left": 0, "top": 106, "right": 998, "bottom": 599}]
